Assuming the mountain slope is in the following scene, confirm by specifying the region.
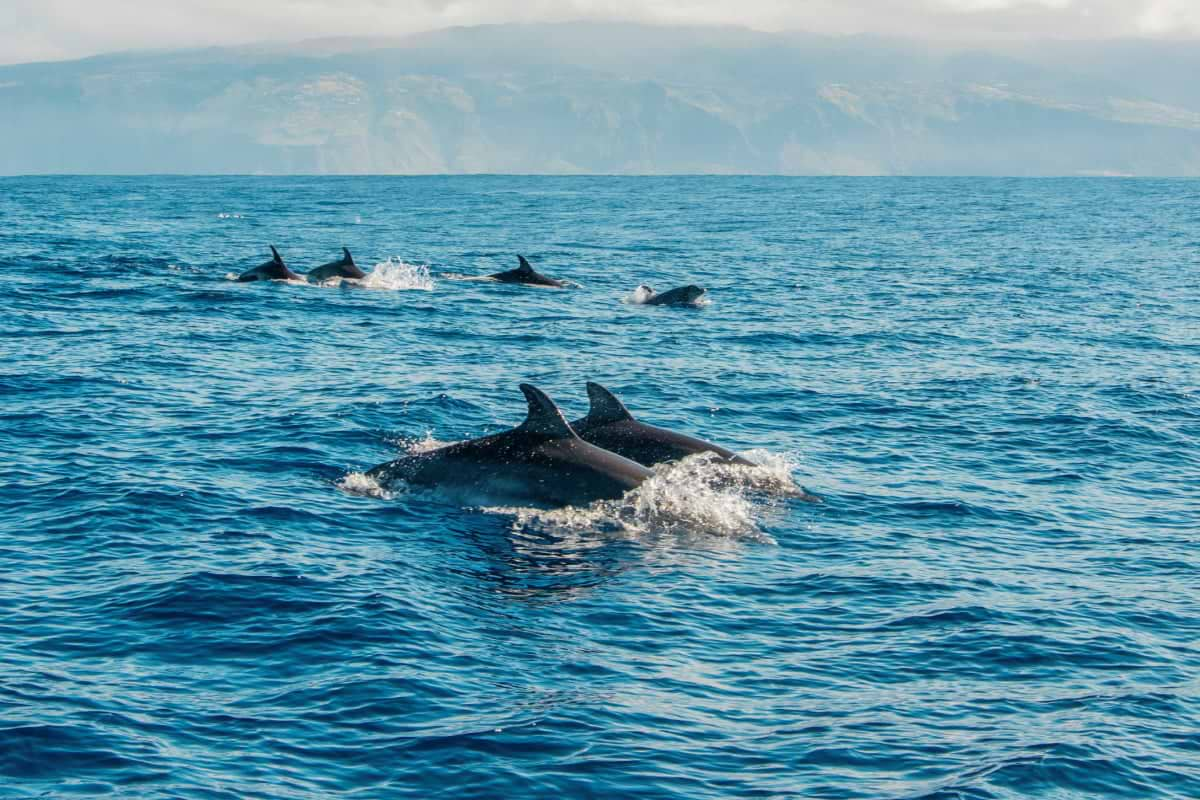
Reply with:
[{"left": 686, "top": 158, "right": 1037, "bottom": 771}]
[{"left": 3, "top": 23, "right": 1199, "bottom": 175}]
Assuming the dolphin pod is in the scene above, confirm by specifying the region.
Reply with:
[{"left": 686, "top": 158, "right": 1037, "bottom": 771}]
[
  {"left": 230, "top": 248, "right": 808, "bottom": 508},
  {"left": 363, "top": 381, "right": 802, "bottom": 508},
  {"left": 237, "top": 247, "right": 367, "bottom": 283},
  {"left": 234, "top": 250, "right": 711, "bottom": 303},
  {"left": 367, "top": 384, "right": 653, "bottom": 508}
]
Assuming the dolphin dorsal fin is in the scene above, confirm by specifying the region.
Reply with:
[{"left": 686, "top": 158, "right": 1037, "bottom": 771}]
[
  {"left": 342, "top": 247, "right": 354, "bottom": 265},
  {"left": 585, "top": 382, "right": 635, "bottom": 425},
  {"left": 270, "top": 246, "right": 284, "bottom": 265},
  {"left": 518, "top": 384, "right": 577, "bottom": 438},
  {"left": 517, "top": 255, "right": 534, "bottom": 274}
]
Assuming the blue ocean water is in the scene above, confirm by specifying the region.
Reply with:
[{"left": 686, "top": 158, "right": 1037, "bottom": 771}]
[{"left": 1, "top": 175, "right": 1198, "bottom": 799}]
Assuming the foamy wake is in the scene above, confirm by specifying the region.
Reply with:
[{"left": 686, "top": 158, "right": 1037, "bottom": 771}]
[
  {"left": 625, "top": 285, "right": 656, "bottom": 304},
  {"left": 400, "top": 432, "right": 451, "bottom": 454},
  {"left": 440, "top": 273, "right": 498, "bottom": 282},
  {"left": 495, "top": 463, "right": 767, "bottom": 544},
  {"left": 355, "top": 258, "right": 435, "bottom": 290},
  {"left": 337, "top": 432, "right": 450, "bottom": 498},
  {"left": 712, "top": 449, "right": 818, "bottom": 499},
  {"left": 340, "top": 444, "right": 814, "bottom": 543},
  {"left": 489, "top": 452, "right": 813, "bottom": 544},
  {"left": 309, "top": 258, "right": 434, "bottom": 290},
  {"left": 223, "top": 273, "right": 308, "bottom": 284},
  {"left": 337, "top": 471, "right": 392, "bottom": 499}
]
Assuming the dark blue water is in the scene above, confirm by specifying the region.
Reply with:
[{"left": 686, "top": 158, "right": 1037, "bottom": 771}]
[{"left": 2, "top": 176, "right": 1198, "bottom": 799}]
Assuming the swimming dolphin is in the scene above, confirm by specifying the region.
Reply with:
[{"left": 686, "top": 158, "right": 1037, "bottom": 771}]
[
  {"left": 367, "top": 384, "right": 652, "bottom": 508},
  {"left": 489, "top": 256, "right": 568, "bottom": 288},
  {"left": 570, "top": 382, "right": 755, "bottom": 467},
  {"left": 639, "top": 284, "right": 707, "bottom": 306},
  {"left": 307, "top": 247, "right": 366, "bottom": 283},
  {"left": 237, "top": 246, "right": 301, "bottom": 282}
]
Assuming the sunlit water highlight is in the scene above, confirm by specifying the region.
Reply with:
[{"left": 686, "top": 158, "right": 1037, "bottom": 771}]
[{"left": 1, "top": 175, "right": 1198, "bottom": 799}]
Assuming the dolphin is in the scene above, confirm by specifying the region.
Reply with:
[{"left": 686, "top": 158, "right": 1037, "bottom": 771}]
[
  {"left": 489, "top": 255, "right": 568, "bottom": 288},
  {"left": 570, "top": 382, "right": 756, "bottom": 468},
  {"left": 307, "top": 247, "right": 366, "bottom": 283},
  {"left": 639, "top": 284, "right": 707, "bottom": 306},
  {"left": 367, "top": 384, "right": 652, "bottom": 508},
  {"left": 236, "top": 246, "right": 301, "bottom": 282}
]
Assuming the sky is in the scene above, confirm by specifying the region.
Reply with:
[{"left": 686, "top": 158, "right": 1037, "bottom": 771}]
[{"left": 5, "top": 0, "right": 1200, "bottom": 65}]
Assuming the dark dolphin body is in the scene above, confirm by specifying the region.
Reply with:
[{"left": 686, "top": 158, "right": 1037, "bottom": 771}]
[
  {"left": 367, "top": 384, "right": 651, "bottom": 508},
  {"left": 307, "top": 247, "right": 366, "bottom": 283},
  {"left": 571, "top": 382, "right": 755, "bottom": 468},
  {"left": 640, "top": 284, "right": 706, "bottom": 306},
  {"left": 237, "top": 246, "right": 301, "bottom": 282},
  {"left": 489, "top": 256, "right": 568, "bottom": 287}
]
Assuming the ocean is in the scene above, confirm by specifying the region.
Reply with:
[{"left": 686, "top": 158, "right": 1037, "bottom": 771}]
[{"left": 1, "top": 175, "right": 1197, "bottom": 798}]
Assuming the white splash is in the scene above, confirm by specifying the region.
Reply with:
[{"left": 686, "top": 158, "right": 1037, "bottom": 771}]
[
  {"left": 356, "top": 258, "right": 435, "bottom": 290},
  {"left": 441, "top": 273, "right": 498, "bottom": 282},
  {"left": 716, "top": 449, "right": 818, "bottom": 499},
  {"left": 625, "top": 284, "right": 656, "bottom": 304},
  {"left": 404, "top": 432, "right": 450, "bottom": 454},
  {"left": 222, "top": 273, "right": 308, "bottom": 285},
  {"left": 337, "top": 471, "right": 392, "bottom": 499},
  {"left": 487, "top": 453, "right": 808, "bottom": 544},
  {"left": 623, "top": 284, "right": 710, "bottom": 306},
  {"left": 348, "top": 440, "right": 813, "bottom": 541}
]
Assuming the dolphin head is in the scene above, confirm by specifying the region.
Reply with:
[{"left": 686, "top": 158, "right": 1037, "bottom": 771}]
[{"left": 675, "top": 285, "right": 706, "bottom": 304}]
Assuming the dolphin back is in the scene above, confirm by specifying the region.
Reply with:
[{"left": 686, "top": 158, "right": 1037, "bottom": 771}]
[
  {"left": 581, "top": 382, "right": 635, "bottom": 426},
  {"left": 238, "top": 246, "right": 298, "bottom": 281},
  {"left": 490, "top": 256, "right": 566, "bottom": 287},
  {"left": 366, "top": 383, "right": 651, "bottom": 507},
  {"left": 645, "top": 284, "right": 706, "bottom": 306},
  {"left": 572, "top": 383, "right": 752, "bottom": 467},
  {"left": 307, "top": 248, "right": 366, "bottom": 282}
]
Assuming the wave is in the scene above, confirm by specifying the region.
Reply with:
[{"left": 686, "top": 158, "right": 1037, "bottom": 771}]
[
  {"left": 350, "top": 258, "right": 435, "bottom": 291},
  {"left": 342, "top": 450, "right": 810, "bottom": 543},
  {"left": 624, "top": 285, "right": 656, "bottom": 304},
  {"left": 494, "top": 457, "right": 772, "bottom": 544},
  {"left": 338, "top": 471, "right": 393, "bottom": 499}
]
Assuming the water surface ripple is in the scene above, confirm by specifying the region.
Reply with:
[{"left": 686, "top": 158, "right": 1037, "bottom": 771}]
[{"left": 1, "top": 176, "right": 1198, "bottom": 799}]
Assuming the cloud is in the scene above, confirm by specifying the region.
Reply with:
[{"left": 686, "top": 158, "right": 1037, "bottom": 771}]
[{"left": 3, "top": 0, "right": 1199, "bottom": 65}]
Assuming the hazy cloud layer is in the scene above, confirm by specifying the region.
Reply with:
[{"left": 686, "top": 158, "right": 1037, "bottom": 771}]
[{"left": 5, "top": 0, "right": 1200, "bottom": 64}]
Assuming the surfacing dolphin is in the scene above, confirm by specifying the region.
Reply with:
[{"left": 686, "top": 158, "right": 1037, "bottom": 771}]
[
  {"left": 307, "top": 247, "right": 366, "bottom": 283},
  {"left": 489, "top": 255, "right": 568, "bottom": 288},
  {"left": 367, "top": 384, "right": 652, "bottom": 508},
  {"left": 638, "top": 284, "right": 707, "bottom": 306},
  {"left": 237, "top": 246, "right": 301, "bottom": 282},
  {"left": 570, "top": 382, "right": 756, "bottom": 468}
]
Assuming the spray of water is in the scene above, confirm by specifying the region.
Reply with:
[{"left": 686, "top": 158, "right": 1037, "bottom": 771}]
[
  {"left": 355, "top": 258, "right": 435, "bottom": 290},
  {"left": 340, "top": 436, "right": 811, "bottom": 543}
]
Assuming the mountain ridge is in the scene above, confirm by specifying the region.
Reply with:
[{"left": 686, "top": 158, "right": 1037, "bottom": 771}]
[{"left": 4, "top": 22, "right": 1200, "bottom": 175}]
